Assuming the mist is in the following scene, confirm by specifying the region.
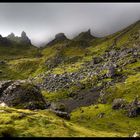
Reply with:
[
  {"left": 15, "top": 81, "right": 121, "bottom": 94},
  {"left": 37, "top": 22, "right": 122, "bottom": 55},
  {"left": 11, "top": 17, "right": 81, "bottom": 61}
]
[{"left": 0, "top": 3, "right": 140, "bottom": 46}]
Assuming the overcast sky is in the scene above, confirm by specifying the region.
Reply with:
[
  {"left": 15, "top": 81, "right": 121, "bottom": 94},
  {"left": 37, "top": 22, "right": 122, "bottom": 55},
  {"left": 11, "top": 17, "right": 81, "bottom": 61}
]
[{"left": 0, "top": 3, "right": 140, "bottom": 46}]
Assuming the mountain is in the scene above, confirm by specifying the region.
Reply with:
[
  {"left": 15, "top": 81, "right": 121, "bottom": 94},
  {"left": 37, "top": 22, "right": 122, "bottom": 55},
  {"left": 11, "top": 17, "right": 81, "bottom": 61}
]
[
  {"left": 73, "top": 29, "right": 95, "bottom": 41},
  {"left": 0, "top": 34, "right": 12, "bottom": 46},
  {"left": 7, "top": 31, "right": 31, "bottom": 46},
  {"left": 46, "top": 33, "right": 69, "bottom": 47},
  {"left": 0, "top": 31, "right": 40, "bottom": 60},
  {"left": 0, "top": 20, "right": 139, "bottom": 137}
]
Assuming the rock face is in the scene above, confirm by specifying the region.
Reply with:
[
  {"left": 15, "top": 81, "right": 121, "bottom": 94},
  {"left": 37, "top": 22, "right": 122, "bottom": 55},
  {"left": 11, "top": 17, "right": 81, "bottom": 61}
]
[
  {"left": 55, "top": 33, "right": 67, "bottom": 41},
  {"left": 74, "top": 29, "right": 94, "bottom": 41},
  {"left": 0, "top": 80, "right": 47, "bottom": 110},
  {"left": 7, "top": 32, "right": 32, "bottom": 46},
  {"left": 7, "top": 33, "right": 15, "bottom": 40},
  {"left": 0, "top": 35, "right": 11, "bottom": 46},
  {"left": 0, "top": 80, "right": 13, "bottom": 93},
  {"left": 20, "top": 31, "right": 31, "bottom": 45},
  {"left": 47, "top": 33, "right": 68, "bottom": 46}
]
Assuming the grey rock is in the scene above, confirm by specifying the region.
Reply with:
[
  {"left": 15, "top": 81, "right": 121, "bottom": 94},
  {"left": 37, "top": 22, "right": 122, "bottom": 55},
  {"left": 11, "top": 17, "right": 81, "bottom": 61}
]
[
  {"left": 112, "top": 98, "right": 126, "bottom": 110},
  {"left": 126, "top": 97, "right": 140, "bottom": 118},
  {"left": 0, "top": 80, "right": 47, "bottom": 110}
]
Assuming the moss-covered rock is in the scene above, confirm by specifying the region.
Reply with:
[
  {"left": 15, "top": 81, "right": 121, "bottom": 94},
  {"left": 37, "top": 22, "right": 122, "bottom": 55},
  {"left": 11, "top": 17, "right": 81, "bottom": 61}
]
[{"left": 0, "top": 80, "right": 47, "bottom": 110}]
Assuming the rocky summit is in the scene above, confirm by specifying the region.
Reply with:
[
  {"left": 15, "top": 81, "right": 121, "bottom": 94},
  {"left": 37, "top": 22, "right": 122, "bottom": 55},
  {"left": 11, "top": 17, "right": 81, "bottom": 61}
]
[
  {"left": 46, "top": 32, "right": 68, "bottom": 46},
  {"left": 0, "top": 20, "right": 139, "bottom": 137},
  {"left": 7, "top": 31, "right": 32, "bottom": 46},
  {"left": 74, "top": 29, "right": 95, "bottom": 41}
]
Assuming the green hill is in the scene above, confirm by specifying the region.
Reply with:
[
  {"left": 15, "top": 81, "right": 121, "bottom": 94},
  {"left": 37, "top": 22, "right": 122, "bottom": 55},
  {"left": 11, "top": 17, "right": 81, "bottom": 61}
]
[{"left": 0, "top": 20, "right": 139, "bottom": 137}]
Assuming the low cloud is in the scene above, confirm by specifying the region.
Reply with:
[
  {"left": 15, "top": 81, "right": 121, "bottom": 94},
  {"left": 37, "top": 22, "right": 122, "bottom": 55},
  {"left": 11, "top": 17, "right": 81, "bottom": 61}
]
[{"left": 0, "top": 3, "right": 140, "bottom": 46}]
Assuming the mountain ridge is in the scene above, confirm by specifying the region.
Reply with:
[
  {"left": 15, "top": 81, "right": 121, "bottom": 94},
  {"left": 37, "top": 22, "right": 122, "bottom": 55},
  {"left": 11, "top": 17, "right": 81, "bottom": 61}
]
[{"left": 0, "top": 19, "right": 139, "bottom": 137}]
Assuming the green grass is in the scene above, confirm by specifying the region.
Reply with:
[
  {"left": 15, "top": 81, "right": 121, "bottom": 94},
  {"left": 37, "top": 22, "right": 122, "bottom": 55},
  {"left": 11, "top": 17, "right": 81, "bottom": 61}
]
[
  {"left": 0, "top": 106, "right": 125, "bottom": 137},
  {"left": 105, "top": 73, "right": 140, "bottom": 103},
  {"left": 0, "top": 20, "right": 139, "bottom": 137},
  {"left": 52, "top": 61, "right": 83, "bottom": 74},
  {"left": 71, "top": 103, "right": 140, "bottom": 137},
  {"left": 0, "top": 45, "right": 39, "bottom": 60}
]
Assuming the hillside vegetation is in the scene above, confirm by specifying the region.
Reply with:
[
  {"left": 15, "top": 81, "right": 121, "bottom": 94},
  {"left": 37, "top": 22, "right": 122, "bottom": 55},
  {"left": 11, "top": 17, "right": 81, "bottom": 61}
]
[{"left": 0, "top": 20, "right": 140, "bottom": 137}]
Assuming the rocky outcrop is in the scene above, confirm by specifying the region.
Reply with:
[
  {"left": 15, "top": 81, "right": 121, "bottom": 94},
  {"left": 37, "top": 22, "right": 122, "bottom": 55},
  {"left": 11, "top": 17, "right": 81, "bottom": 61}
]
[
  {"left": 112, "top": 98, "right": 127, "bottom": 110},
  {"left": 112, "top": 97, "right": 140, "bottom": 118},
  {"left": 20, "top": 31, "right": 31, "bottom": 45},
  {"left": 126, "top": 97, "right": 140, "bottom": 117},
  {"left": 41, "top": 45, "right": 140, "bottom": 92},
  {"left": 47, "top": 33, "right": 68, "bottom": 46},
  {"left": 7, "top": 33, "right": 15, "bottom": 40},
  {"left": 7, "top": 31, "right": 32, "bottom": 46},
  {"left": 55, "top": 33, "right": 67, "bottom": 41},
  {"left": 49, "top": 102, "right": 70, "bottom": 120},
  {"left": 50, "top": 109, "right": 70, "bottom": 120},
  {"left": 0, "top": 80, "right": 47, "bottom": 110},
  {"left": 45, "top": 53, "right": 64, "bottom": 69},
  {"left": 74, "top": 29, "right": 95, "bottom": 42},
  {"left": 50, "top": 102, "right": 66, "bottom": 112},
  {"left": 0, "top": 35, "right": 11, "bottom": 46},
  {"left": 0, "top": 80, "right": 13, "bottom": 94}
]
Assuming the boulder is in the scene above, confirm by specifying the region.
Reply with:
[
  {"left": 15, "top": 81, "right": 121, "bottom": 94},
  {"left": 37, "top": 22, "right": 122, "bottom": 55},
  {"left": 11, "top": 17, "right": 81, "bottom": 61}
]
[
  {"left": 126, "top": 97, "right": 140, "bottom": 117},
  {"left": 106, "top": 64, "right": 116, "bottom": 78},
  {"left": 0, "top": 81, "right": 47, "bottom": 110},
  {"left": 50, "top": 102, "right": 66, "bottom": 112},
  {"left": 112, "top": 98, "right": 126, "bottom": 110},
  {"left": 0, "top": 80, "right": 13, "bottom": 95},
  {"left": 49, "top": 102, "right": 70, "bottom": 119},
  {"left": 91, "top": 57, "right": 103, "bottom": 64},
  {"left": 52, "top": 110, "right": 70, "bottom": 120}
]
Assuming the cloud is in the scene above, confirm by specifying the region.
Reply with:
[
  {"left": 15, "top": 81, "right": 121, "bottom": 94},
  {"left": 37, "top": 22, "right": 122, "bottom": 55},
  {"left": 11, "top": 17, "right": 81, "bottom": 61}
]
[{"left": 0, "top": 3, "right": 140, "bottom": 46}]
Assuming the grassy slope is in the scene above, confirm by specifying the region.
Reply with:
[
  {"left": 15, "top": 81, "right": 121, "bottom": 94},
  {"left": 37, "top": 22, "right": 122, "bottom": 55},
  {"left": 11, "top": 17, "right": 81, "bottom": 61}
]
[
  {"left": 0, "top": 44, "right": 41, "bottom": 80},
  {"left": 0, "top": 106, "right": 123, "bottom": 137},
  {"left": 40, "top": 21, "right": 140, "bottom": 137},
  {"left": 0, "top": 21, "right": 139, "bottom": 137},
  {"left": 70, "top": 21, "right": 140, "bottom": 137}
]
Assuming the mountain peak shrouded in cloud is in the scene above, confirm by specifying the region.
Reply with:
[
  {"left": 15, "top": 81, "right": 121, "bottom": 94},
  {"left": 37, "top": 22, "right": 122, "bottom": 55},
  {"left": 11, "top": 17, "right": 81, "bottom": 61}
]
[
  {"left": 7, "top": 31, "right": 32, "bottom": 46},
  {"left": 21, "top": 31, "right": 31, "bottom": 45},
  {"left": 0, "top": 3, "right": 140, "bottom": 46},
  {"left": 55, "top": 33, "right": 67, "bottom": 40},
  {"left": 73, "top": 29, "right": 95, "bottom": 41},
  {"left": 7, "top": 32, "right": 15, "bottom": 39},
  {"left": 46, "top": 32, "right": 68, "bottom": 46},
  {"left": 0, "top": 34, "right": 11, "bottom": 46}
]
